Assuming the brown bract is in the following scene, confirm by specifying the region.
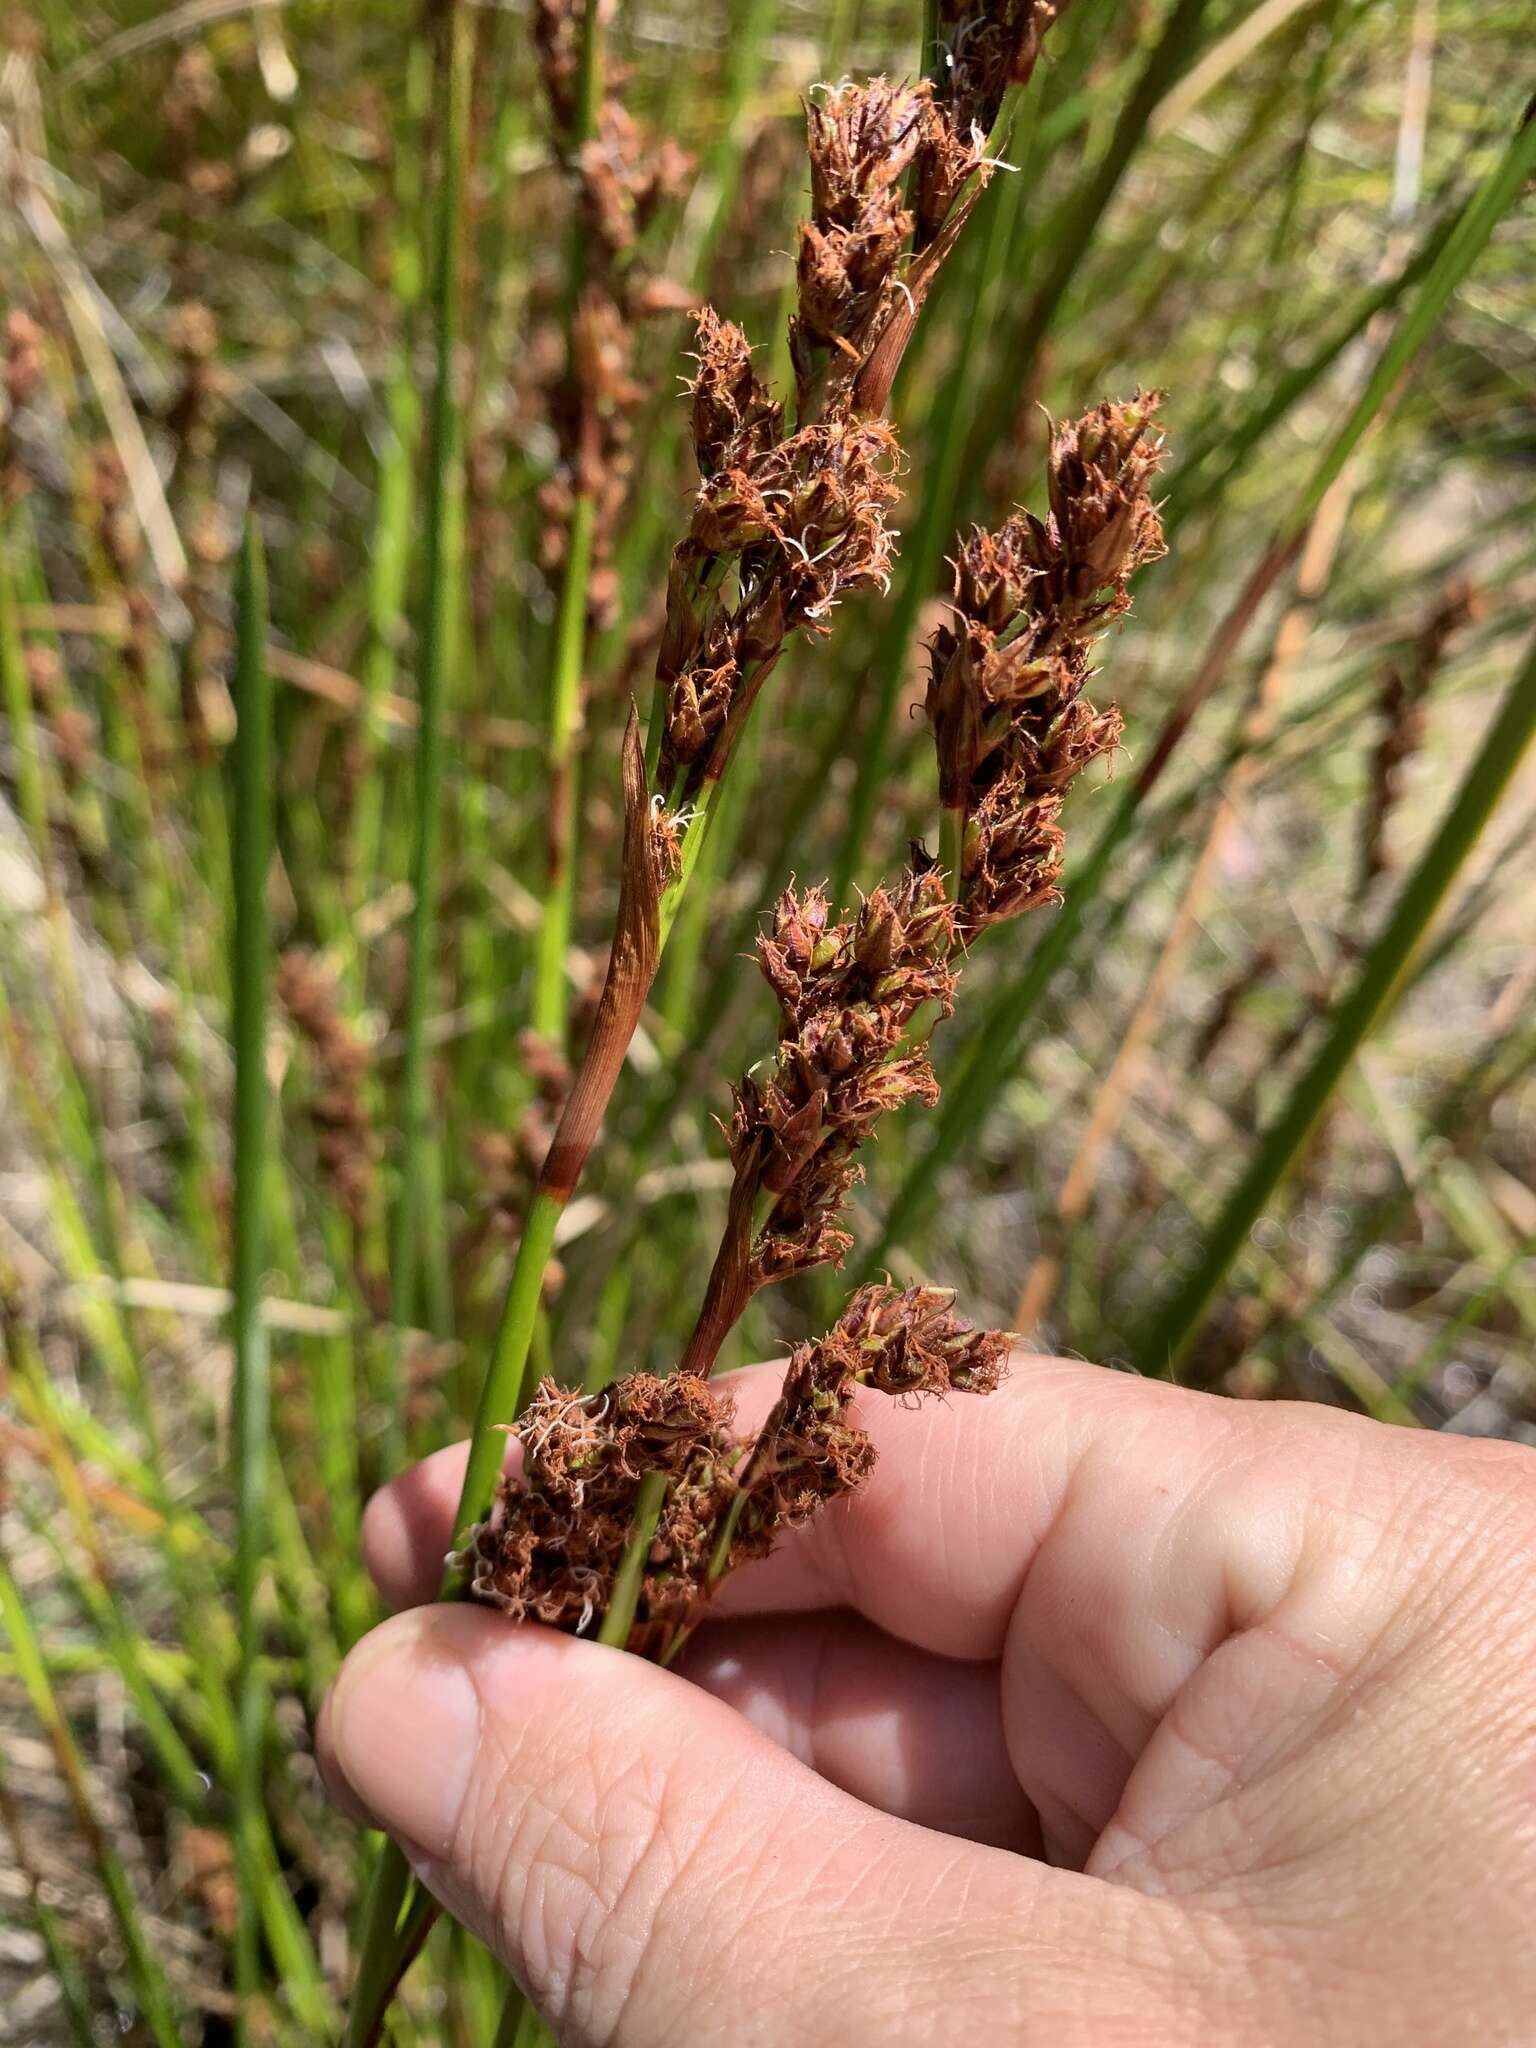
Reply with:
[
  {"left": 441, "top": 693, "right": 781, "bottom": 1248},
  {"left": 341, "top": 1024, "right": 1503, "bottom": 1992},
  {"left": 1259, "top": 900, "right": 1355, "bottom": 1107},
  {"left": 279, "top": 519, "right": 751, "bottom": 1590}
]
[
  {"left": 458, "top": 1285, "right": 1007, "bottom": 1652},
  {"left": 538, "top": 709, "right": 667, "bottom": 1204}
]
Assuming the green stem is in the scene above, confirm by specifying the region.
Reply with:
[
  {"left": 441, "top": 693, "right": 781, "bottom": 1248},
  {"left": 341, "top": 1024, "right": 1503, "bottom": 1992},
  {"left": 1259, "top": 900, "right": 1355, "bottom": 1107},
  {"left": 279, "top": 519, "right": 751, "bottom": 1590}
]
[
  {"left": 535, "top": 0, "right": 605, "bottom": 1048},
  {"left": 0, "top": 1553, "right": 182, "bottom": 2048},
  {"left": 939, "top": 805, "right": 965, "bottom": 901},
  {"left": 1009, "top": 0, "right": 1215, "bottom": 385},
  {"left": 389, "top": 0, "right": 473, "bottom": 1383},
  {"left": 455, "top": 1188, "right": 564, "bottom": 1545},
  {"left": 534, "top": 490, "right": 596, "bottom": 1042},
  {"left": 230, "top": 521, "right": 273, "bottom": 2041},
  {"left": 343, "top": 1844, "right": 415, "bottom": 2048},
  {"left": 597, "top": 1470, "right": 669, "bottom": 1649},
  {"left": 1141, "top": 630, "right": 1536, "bottom": 1379},
  {"left": 920, "top": 0, "right": 944, "bottom": 83},
  {"left": 352, "top": 37, "right": 430, "bottom": 903}
]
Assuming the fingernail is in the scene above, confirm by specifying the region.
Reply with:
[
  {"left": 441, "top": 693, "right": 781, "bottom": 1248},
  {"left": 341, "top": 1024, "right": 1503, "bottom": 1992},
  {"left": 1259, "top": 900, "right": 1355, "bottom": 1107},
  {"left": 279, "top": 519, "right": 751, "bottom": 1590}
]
[{"left": 327, "top": 1607, "right": 484, "bottom": 1858}]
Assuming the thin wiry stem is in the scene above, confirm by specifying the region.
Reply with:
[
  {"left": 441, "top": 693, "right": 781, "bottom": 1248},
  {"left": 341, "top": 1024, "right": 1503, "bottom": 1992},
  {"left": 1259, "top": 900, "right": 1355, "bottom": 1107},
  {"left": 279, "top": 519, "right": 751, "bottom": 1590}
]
[
  {"left": 0, "top": 1551, "right": 182, "bottom": 2048},
  {"left": 348, "top": 9, "right": 474, "bottom": 2035},
  {"left": 389, "top": 0, "right": 473, "bottom": 1375},
  {"left": 1142, "top": 627, "right": 1536, "bottom": 1378},
  {"left": 535, "top": 0, "right": 606, "bottom": 1049},
  {"left": 230, "top": 520, "right": 273, "bottom": 2043}
]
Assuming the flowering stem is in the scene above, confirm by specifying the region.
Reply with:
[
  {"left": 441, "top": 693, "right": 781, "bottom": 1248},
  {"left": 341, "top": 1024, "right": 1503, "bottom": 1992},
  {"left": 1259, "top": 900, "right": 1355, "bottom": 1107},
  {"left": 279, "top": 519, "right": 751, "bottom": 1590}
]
[
  {"left": 596, "top": 1470, "right": 668, "bottom": 1648},
  {"left": 453, "top": 1188, "right": 565, "bottom": 1552}
]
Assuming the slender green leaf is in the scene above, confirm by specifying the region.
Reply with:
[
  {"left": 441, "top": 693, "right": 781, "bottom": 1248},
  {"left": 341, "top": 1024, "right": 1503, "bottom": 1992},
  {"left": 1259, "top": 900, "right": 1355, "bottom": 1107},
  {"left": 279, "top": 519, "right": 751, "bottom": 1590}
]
[{"left": 1140, "top": 630, "right": 1536, "bottom": 1377}]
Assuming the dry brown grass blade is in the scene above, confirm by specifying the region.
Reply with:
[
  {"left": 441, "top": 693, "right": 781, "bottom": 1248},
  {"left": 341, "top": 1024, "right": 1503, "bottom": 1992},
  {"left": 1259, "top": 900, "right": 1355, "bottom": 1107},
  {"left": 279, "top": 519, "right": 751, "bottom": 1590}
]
[{"left": 542, "top": 705, "right": 662, "bottom": 1203}]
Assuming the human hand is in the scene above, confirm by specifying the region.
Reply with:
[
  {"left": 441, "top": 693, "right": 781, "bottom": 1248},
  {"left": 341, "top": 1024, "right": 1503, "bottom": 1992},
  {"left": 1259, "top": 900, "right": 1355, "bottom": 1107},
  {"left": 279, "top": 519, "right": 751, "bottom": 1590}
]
[{"left": 317, "top": 1359, "right": 1536, "bottom": 2045}]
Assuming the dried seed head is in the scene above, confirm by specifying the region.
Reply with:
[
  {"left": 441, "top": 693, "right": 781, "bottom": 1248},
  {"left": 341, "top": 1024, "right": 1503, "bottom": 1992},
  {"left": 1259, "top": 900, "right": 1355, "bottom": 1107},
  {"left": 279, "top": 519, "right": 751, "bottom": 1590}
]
[
  {"left": 460, "top": 1287, "right": 1007, "bottom": 1652},
  {"left": 927, "top": 392, "right": 1165, "bottom": 930},
  {"left": 1045, "top": 391, "right": 1168, "bottom": 610},
  {"left": 911, "top": 5, "right": 1067, "bottom": 246},
  {"left": 729, "top": 1283, "right": 1009, "bottom": 1550},
  {"left": 940, "top": 2, "right": 1062, "bottom": 139},
  {"left": 455, "top": 1372, "right": 742, "bottom": 1646},
  {"left": 533, "top": 0, "right": 693, "bottom": 618},
  {"left": 658, "top": 412, "right": 902, "bottom": 789},
  {"left": 4, "top": 310, "right": 45, "bottom": 413},
  {"left": 741, "top": 865, "right": 957, "bottom": 1286},
  {"left": 1356, "top": 577, "right": 1481, "bottom": 899}
]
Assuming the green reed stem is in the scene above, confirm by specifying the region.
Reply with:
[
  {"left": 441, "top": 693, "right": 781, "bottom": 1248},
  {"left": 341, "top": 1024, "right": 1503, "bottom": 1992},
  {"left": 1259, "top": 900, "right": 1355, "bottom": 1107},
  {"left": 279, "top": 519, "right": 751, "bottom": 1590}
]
[
  {"left": 347, "top": 22, "right": 473, "bottom": 2028},
  {"left": 344, "top": 1845, "right": 416, "bottom": 2048},
  {"left": 389, "top": 0, "right": 473, "bottom": 1383},
  {"left": 1008, "top": 0, "right": 1214, "bottom": 385},
  {"left": 534, "top": 489, "right": 596, "bottom": 1042},
  {"left": 1142, "top": 630, "right": 1536, "bottom": 1379},
  {"left": 0, "top": 1550, "right": 181, "bottom": 2048},
  {"left": 352, "top": 42, "right": 429, "bottom": 902},
  {"left": 230, "top": 520, "right": 274, "bottom": 2041},
  {"left": 597, "top": 1470, "right": 669, "bottom": 1648},
  {"left": 535, "top": 0, "right": 605, "bottom": 1049}
]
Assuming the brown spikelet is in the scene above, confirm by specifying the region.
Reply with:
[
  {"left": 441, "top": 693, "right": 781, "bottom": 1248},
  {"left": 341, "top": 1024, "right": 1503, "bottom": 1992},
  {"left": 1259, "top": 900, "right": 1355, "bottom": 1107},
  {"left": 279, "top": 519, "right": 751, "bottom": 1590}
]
[
  {"left": 915, "top": 4, "right": 1064, "bottom": 244},
  {"left": 657, "top": 375, "right": 902, "bottom": 793},
  {"left": 2, "top": 309, "right": 45, "bottom": 506},
  {"left": 789, "top": 79, "right": 941, "bottom": 418},
  {"left": 532, "top": 0, "right": 694, "bottom": 620}
]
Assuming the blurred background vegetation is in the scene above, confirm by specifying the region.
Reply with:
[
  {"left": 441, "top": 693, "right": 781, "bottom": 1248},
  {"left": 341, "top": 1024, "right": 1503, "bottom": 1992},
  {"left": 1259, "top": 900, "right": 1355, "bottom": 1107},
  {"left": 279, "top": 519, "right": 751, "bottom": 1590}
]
[{"left": 1, "top": 0, "right": 1533, "bottom": 2040}]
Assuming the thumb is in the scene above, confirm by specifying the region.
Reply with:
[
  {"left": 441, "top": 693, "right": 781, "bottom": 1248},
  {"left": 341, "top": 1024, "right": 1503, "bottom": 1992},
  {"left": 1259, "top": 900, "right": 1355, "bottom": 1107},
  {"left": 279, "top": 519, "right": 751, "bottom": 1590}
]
[{"left": 319, "top": 1605, "right": 1226, "bottom": 2046}]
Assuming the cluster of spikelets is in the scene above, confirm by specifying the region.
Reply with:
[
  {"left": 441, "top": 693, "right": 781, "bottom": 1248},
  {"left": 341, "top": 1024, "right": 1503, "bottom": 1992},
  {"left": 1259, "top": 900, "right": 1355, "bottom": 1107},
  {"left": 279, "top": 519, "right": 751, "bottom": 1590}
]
[
  {"left": 460, "top": 382, "right": 1169, "bottom": 1650},
  {"left": 928, "top": 392, "right": 1168, "bottom": 932},
  {"left": 655, "top": 4, "right": 1063, "bottom": 806},
  {"left": 532, "top": 0, "right": 693, "bottom": 620},
  {"left": 454, "top": 1283, "right": 1008, "bottom": 1656},
  {"left": 457, "top": 3, "right": 1168, "bottom": 1659}
]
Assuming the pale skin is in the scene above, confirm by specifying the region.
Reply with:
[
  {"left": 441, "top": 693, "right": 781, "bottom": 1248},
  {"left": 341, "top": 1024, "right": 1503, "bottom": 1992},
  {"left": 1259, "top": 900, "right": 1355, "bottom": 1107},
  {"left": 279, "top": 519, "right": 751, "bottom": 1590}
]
[{"left": 317, "top": 1359, "right": 1536, "bottom": 2045}]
